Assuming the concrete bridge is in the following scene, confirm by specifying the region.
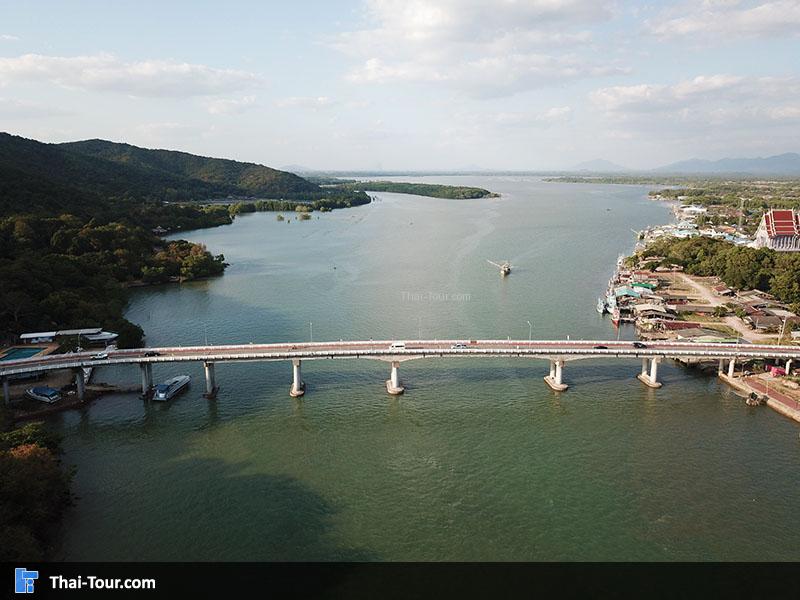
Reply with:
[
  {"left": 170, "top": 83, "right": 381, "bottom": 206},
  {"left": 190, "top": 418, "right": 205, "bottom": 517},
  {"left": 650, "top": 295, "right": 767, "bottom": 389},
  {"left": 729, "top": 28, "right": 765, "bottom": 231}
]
[{"left": 2, "top": 339, "right": 798, "bottom": 403}]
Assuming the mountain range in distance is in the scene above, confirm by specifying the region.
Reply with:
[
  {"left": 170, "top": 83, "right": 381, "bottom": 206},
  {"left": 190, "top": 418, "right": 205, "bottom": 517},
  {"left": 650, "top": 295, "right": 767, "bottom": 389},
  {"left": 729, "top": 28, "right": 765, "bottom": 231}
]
[{"left": 573, "top": 152, "right": 800, "bottom": 175}]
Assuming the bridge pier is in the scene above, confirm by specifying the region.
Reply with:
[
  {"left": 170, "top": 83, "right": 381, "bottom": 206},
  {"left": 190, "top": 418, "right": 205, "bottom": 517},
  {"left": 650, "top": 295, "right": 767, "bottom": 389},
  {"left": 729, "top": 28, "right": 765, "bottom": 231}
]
[
  {"left": 718, "top": 358, "right": 725, "bottom": 375},
  {"left": 2, "top": 377, "right": 9, "bottom": 406},
  {"left": 637, "top": 357, "right": 662, "bottom": 388},
  {"left": 289, "top": 359, "right": 305, "bottom": 397},
  {"left": 386, "top": 361, "right": 404, "bottom": 395},
  {"left": 74, "top": 369, "right": 86, "bottom": 401},
  {"left": 140, "top": 363, "right": 153, "bottom": 397},
  {"left": 786, "top": 359, "right": 792, "bottom": 374},
  {"left": 203, "top": 362, "right": 218, "bottom": 398},
  {"left": 727, "top": 358, "right": 736, "bottom": 379},
  {"left": 544, "top": 359, "right": 568, "bottom": 391}
]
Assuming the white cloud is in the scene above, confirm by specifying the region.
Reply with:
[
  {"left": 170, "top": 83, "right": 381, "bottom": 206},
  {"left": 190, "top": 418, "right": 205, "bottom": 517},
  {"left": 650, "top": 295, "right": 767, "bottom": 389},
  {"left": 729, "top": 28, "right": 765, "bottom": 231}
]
[
  {"left": 647, "top": 1, "right": 800, "bottom": 39},
  {"left": 275, "top": 96, "right": 337, "bottom": 109},
  {"left": 0, "top": 97, "right": 72, "bottom": 118},
  {"left": 591, "top": 75, "right": 799, "bottom": 115},
  {"left": 0, "top": 53, "right": 261, "bottom": 98},
  {"left": 335, "top": 0, "right": 618, "bottom": 97},
  {"left": 590, "top": 74, "right": 800, "bottom": 149},
  {"left": 591, "top": 75, "right": 747, "bottom": 113},
  {"left": 207, "top": 95, "right": 257, "bottom": 115},
  {"left": 1, "top": 34, "right": 20, "bottom": 41}
]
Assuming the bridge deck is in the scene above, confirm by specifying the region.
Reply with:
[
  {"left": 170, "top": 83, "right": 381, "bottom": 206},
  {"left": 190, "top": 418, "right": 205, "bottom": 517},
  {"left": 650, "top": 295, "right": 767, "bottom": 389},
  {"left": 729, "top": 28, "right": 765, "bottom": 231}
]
[{"left": 1, "top": 339, "right": 798, "bottom": 377}]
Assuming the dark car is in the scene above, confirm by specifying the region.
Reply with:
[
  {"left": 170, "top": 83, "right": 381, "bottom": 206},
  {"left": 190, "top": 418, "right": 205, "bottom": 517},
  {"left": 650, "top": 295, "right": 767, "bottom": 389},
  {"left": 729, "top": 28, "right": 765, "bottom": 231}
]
[
  {"left": 593, "top": 345, "right": 608, "bottom": 350},
  {"left": 632, "top": 341, "right": 647, "bottom": 349},
  {"left": 144, "top": 351, "right": 161, "bottom": 357}
]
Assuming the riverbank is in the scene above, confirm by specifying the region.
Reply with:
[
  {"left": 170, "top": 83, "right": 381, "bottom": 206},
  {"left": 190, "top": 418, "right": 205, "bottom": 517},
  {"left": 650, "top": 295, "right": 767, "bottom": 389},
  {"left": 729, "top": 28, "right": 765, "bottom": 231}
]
[
  {"left": 331, "top": 180, "right": 498, "bottom": 199},
  {"left": 719, "top": 372, "right": 800, "bottom": 424}
]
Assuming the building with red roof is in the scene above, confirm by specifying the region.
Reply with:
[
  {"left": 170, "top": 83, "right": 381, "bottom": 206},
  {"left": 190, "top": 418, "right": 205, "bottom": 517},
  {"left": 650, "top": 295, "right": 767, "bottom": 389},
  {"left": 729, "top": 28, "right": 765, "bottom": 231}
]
[{"left": 753, "top": 209, "right": 800, "bottom": 251}]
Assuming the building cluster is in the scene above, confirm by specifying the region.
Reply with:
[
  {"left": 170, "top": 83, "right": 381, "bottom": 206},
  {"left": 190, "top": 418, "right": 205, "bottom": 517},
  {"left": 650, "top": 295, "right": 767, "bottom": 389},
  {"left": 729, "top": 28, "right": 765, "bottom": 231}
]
[
  {"left": 598, "top": 257, "right": 799, "bottom": 344},
  {"left": 636, "top": 202, "right": 752, "bottom": 248},
  {"left": 642, "top": 200, "right": 800, "bottom": 254}
]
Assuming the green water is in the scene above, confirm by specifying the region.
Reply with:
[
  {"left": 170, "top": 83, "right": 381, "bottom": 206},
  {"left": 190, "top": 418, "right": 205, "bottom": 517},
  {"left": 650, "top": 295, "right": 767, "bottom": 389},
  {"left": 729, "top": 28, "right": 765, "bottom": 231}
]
[{"left": 51, "top": 177, "right": 800, "bottom": 561}]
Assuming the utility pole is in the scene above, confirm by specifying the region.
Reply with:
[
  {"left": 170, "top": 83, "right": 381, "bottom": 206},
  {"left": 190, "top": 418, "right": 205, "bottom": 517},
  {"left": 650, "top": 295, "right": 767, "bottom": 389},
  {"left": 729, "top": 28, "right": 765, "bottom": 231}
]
[
  {"left": 310, "top": 322, "right": 313, "bottom": 343},
  {"left": 527, "top": 320, "right": 532, "bottom": 341}
]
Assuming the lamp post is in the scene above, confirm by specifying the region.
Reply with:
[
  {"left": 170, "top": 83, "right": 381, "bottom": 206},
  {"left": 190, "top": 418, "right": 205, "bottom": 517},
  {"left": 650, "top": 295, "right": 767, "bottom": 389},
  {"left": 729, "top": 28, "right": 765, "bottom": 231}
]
[
  {"left": 527, "top": 320, "right": 532, "bottom": 342},
  {"left": 310, "top": 322, "right": 313, "bottom": 343}
]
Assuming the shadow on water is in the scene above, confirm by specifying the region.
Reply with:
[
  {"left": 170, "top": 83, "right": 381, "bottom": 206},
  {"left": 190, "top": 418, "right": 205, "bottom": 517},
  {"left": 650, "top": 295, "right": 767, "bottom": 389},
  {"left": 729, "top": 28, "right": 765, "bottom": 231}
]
[{"left": 56, "top": 451, "right": 379, "bottom": 561}]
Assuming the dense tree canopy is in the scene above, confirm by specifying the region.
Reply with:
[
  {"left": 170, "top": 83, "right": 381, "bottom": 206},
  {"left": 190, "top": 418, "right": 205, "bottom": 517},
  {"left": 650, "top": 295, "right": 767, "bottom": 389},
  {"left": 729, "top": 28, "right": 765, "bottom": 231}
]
[{"left": 642, "top": 236, "right": 800, "bottom": 308}]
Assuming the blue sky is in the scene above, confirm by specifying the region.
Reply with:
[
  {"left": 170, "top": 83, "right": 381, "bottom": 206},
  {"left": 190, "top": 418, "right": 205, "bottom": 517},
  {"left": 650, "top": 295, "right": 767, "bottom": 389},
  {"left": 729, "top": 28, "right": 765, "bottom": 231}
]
[{"left": 1, "top": 0, "right": 799, "bottom": 170}]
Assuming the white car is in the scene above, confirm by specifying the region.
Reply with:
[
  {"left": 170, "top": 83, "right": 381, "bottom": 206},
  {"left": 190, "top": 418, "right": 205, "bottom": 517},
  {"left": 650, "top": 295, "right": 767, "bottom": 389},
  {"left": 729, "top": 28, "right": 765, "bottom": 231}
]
[
  {"left": 92, "top": 351, "right": 109, "bottom": 360},
  {"left": 388, "top": 341, "right": 406, "bottom": 350},
  {"left": 450, "top": 343, "right": 467, "bottom": 349}
]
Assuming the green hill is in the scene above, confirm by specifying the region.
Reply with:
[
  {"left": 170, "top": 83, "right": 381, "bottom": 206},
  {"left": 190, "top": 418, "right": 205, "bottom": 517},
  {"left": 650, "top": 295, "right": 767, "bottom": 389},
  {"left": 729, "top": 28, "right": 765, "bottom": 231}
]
[
  {"left": 0, "top": 133, "right": 330, "bottom": 218},
  {"left": 60, "top": 138, "right": 320, "bottom": 197},
  {"left": 0, "top": 133, "right": 370, "bottom": 346}
]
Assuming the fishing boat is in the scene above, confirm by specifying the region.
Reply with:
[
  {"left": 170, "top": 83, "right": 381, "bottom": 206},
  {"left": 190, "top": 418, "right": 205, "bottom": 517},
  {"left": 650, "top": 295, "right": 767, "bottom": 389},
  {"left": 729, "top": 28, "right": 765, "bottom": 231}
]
[
  {"left": 596, "top": 297, "right": 606, "bottom": 314},
  {"left": 487, "top": 259, "right": 512, "bottom": 276},
  {"left": 26, "top": 386, "right": 61, "bottom": 404},
  {"left": 152, "top": 375, "right": 191, "bottom": 401}
]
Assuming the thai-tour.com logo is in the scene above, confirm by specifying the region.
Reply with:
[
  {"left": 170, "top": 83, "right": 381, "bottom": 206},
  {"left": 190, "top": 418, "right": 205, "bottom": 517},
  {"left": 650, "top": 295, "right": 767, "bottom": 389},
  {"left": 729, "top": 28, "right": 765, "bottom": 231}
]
[
  {"left": 15, "top": 567, "right": 157, "bottom": 593},
  {"left": 15, "top": 568, "right": 38, "bottom": 594}
]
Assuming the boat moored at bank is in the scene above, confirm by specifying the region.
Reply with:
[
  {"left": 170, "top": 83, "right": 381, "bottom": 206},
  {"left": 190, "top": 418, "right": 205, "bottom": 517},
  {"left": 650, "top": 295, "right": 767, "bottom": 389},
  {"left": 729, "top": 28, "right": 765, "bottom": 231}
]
[
  {"left": 152, "top": 375, "right": 191, "bottom": 401},
  {"left": 26, "top": 386, "right": 61, "bottom": 404}
]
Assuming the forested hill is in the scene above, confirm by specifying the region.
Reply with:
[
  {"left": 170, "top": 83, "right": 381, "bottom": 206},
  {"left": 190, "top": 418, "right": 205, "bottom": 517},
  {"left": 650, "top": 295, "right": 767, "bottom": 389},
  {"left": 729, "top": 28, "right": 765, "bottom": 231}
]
[
  {"left": 0, "top": 133, "right": 324, "bottom": 217},
  {"left": 0, "top": 133, "right": 369, "bottom": 346},
  {"left": 60, "top": 138, "right": 320, "bottom": 197}
]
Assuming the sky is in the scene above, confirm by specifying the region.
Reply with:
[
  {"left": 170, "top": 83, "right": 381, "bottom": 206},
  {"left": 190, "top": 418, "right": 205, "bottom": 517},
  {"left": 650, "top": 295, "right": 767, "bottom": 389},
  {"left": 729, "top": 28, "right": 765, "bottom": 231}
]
[{"left": 1, "top": 0, "right": 799, "bottom": 170}]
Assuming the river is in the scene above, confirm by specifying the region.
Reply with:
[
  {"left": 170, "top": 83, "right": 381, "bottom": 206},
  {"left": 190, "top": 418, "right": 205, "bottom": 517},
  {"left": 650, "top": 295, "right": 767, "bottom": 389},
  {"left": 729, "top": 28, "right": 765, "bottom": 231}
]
[{"left": 50, "top": 176, "right": 800, "bottom": 560}]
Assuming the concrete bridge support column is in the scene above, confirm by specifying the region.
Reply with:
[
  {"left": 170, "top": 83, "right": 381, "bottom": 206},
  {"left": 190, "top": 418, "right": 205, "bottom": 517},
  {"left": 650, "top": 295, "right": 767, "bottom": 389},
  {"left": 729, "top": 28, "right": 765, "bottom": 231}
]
[
  {"left": 140, "top": 363, "right": 153, "bottom": 397},
  {"left": 289, "top": 359, "right": 305, "bottom": 397},
  {"left": 786, "top": 359, "right": 793, "bottom": 375},
  {"left": 74, "top": 369, "right": 86, "bottom": 401},
  {"left": 642, "top": 358, "right": 649, "bottom": 377},
  {"left": 386, "top": 361, "right": 404, "bottom": 395},
  {"left": 637, "top": 357, "right": 662, "bottom": 388},
  {"left": 2, "top": 377, "right": 9, "bottom": 406},
  {"left": 203, "top": 362, "right": 218, "bottom": 398},
  {"left": 727, "top": 358, "right": 736, "bottom": 379},
  {"left": 718, "top": 358, "right": 725, "bottom": 375},
  {"left": 544, "top": 359, "right": 568, "bottom": 391}
]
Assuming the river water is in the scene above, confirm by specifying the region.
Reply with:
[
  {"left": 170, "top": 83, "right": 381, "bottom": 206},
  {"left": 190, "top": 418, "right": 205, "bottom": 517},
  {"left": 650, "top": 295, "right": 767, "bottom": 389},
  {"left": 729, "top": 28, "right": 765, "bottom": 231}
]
[{"left": 51, "top": 176, "right": 799, "bottom": 561}]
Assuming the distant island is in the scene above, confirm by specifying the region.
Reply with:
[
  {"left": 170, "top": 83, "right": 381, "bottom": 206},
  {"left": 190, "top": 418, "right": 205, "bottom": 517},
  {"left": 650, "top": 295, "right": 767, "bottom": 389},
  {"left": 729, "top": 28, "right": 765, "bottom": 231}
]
[{"left": 332, "top": 181, "right": 498, "bottom": 199}]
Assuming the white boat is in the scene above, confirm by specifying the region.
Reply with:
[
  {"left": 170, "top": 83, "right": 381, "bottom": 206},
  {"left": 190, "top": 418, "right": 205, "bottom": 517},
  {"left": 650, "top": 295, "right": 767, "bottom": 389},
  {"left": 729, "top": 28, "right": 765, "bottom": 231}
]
[
  {"left": 26, "top": 386, "right": 61, "bottom": 404},
  {"left": 596, "top": 297, "right": 606, "bottom": 314},
  {"left": 152, "top": 375, "right": 191, "bottom": 401}
]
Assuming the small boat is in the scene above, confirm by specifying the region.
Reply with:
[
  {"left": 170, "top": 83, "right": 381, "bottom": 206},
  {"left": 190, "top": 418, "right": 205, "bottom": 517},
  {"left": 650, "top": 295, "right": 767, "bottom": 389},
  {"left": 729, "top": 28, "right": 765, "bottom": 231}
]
[
  {"left": 596, "top": 297, "right": 606, "bottom": 314},
  {"left": 152, "top": 375, "right": 191, "bottom": 401},
  {"left": 26, "top": 386, "right": 61, "bottom": 404},
  {"left": 487, "top": 259, "right": 512, "bottom": 276}
]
